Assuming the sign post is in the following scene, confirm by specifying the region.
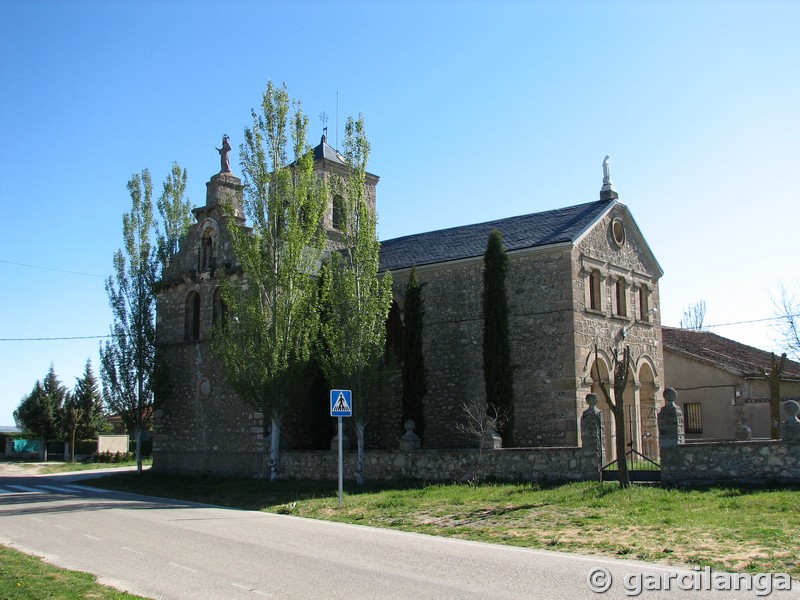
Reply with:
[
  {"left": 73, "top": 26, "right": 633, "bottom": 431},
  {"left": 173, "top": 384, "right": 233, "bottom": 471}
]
[{"left": 330, "top": 389, "right": 352, "bottom": 507}]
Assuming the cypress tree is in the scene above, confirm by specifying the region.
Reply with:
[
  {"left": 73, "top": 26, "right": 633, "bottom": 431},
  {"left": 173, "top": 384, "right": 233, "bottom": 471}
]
[
  {"left": 482, "top": 229, "right": 515, "bottom": 445},
  {"left": 402, "top": 267, "right": 427, "bottom": 438}
]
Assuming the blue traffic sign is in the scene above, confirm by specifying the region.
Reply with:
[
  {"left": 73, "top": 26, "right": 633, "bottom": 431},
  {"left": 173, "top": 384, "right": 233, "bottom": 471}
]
[{"left": 330, "top": 389, "right": 353, "bottom": 417}]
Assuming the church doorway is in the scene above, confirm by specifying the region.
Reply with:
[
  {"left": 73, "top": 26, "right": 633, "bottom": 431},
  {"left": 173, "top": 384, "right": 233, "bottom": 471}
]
[{"left": 588, "top": 354, "right": 659, "bottom": 463}]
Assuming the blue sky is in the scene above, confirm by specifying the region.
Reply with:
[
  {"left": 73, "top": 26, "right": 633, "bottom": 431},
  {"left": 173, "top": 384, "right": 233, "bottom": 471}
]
[{"left": 1, "top": 0, "right": 798, "bottom": 425}]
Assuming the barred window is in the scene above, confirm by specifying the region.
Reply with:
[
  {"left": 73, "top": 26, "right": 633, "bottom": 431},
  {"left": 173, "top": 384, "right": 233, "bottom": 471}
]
[{"left": 684, "top": 402, "right": 703, "bottom": 434}]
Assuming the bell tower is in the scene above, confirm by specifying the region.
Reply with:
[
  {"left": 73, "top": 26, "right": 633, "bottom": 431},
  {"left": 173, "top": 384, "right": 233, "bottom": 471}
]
[{"left": 311, "top": 132, "right": 379, "bottom": 251}]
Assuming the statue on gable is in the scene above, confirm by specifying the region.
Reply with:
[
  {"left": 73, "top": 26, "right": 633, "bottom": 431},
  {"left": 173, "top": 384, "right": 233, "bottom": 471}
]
[{"left": 216, "top": 134, "right": 232, "bottom": 173}]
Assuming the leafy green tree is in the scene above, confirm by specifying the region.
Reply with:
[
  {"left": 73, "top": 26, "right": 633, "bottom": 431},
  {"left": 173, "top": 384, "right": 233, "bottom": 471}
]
[
  {"left": 14, "top": 365, "right": 67, "bottom": 460},
  {"left": 482, "top": 229, "right": 515, "bottom": 446},
  {"left": 401, "top": 267, "right": 427, "bottom": 439},
  {"left": 213, "top": 81, "right": 327, "bottom": 481},
  {"left": 156, "top": 161, "right": 192, "bottom": 272},
  {"left": 100, "top": 169, "right": 158, "bottom": 474},
  {"left": 319, "top": 115, "right": 393, "bottom": 484}
]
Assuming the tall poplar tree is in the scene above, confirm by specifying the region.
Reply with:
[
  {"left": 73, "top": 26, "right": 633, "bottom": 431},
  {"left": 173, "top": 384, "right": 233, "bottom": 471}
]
[
  {"left": 401, "top": 267, "right": 427, "bottom": 439},
  {"left": 156, "top": 161, "right": 192, "bottom": 272},
  {"left": 319, "top": 115, "right": 393, "bottom": 485},
  {"left": 100, "top": 169, "right": 158, "bottom": 474},
  {"left": 482, "top": 229, "right": 515, "bottom": 446},
  {"left": 213, "top": 81, "right": 327, "bottom": 481}
]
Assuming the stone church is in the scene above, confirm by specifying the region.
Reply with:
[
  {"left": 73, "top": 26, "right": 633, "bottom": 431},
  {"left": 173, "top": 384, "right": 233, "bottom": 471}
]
[{"left": 152, "top": 137, "right": 665, "bottom": 476}]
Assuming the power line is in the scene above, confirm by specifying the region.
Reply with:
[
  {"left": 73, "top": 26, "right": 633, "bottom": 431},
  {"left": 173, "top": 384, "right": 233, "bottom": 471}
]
[
  {"left": 703, "top": 314, "right": 800, "bottom": 329},
  {"left": 0, "top": 259, "right": 108, "bottom": 279},
  {"left": 0, "top": 335, "right": 111, "bottom": 342}
]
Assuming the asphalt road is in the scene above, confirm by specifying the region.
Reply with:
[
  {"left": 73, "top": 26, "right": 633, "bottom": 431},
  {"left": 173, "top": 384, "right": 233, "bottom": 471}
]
[{"left": 0, "top": 466, "right": 796, "bottom": 599}]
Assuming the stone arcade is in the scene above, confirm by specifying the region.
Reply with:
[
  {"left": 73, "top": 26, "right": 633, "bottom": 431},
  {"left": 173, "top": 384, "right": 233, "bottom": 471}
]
[{"left": 152, "top": 138, "right": 665, "bottom": 478}]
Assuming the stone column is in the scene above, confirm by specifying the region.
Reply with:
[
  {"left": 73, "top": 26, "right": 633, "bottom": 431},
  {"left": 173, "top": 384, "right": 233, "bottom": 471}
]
[
  {"left": 781, "top": 400, "right": 800, "bottom": 443},
  {"left": 580, "top": 393, "right": 605, "bottom": 466},
  {"left": 657, "top": 388, "right": 684, "bottom": 449},
  {"left": 398, "top": 419, "right": 422, "bottom": 450}
]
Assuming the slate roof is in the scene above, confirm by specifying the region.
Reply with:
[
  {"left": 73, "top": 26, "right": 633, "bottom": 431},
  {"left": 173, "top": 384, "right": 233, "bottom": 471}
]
[
  {"left": 379, "top": 200, "right": 612, "bottom": 272},
  {"left": 313, "top": 136, "right": 347, "bottom": 165},
  {"left": 662, "top": 326, "right": 800, "bottom": 379}
]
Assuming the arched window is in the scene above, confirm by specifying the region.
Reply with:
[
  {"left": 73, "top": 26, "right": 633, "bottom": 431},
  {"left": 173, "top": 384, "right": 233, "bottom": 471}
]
[
  {"left": 615, "top": 277, "right": 627, "bottom": 317},
  {"left": 200, "top": 227, "right": 216, "bottom": 273},
  {"left": 332, "top": 194, "right": 344, "bottom": 230},
  {"left": 589, "top": 269, "right": 602, "bottom": 311},
  {"left": 185, "top": 291, "right": 201, "bottom": 341}
]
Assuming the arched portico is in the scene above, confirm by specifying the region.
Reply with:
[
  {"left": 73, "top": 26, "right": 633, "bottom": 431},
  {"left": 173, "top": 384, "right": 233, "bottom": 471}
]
[{"left": 585, "top": 350, "right": 661, "bottom": 462}]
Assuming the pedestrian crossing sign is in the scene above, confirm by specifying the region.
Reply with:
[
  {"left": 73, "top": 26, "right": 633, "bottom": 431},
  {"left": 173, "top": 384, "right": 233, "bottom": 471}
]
[{"left": 330, "top": 389, "right": 353, "bottom": 417}]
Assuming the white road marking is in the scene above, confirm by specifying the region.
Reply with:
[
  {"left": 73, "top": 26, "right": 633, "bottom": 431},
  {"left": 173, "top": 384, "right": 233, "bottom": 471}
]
[
  {"left": 7, "top": 485, "right": 42, "bottom": 493},
  {"left": 121, "top": 546, "right": 144, "bottom": 556},
  {"left": 39, "top": 485, "right": 76, "bottom": 494},
  {"left": 168, "top": 562, "right": 197, "bottom": 573},
  {"left": 62, "top": 484, "right": 113, "bottom": 494},
  {"left": 54, "top": 524, "right": 71, "bottom": 531},
  {"left": 83, "top": 534, "right": 102, "bottom": 541}
]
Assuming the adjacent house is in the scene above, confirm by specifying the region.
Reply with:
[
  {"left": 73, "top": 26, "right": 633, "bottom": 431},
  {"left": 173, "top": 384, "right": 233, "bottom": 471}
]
[{"left": 662, "top": 326, "right": 800, "bottom": 440}]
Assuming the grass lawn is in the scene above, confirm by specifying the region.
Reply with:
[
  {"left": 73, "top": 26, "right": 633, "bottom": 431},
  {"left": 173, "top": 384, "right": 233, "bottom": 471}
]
[
  {"left": 14, "top": 459, "right": 152, "bottom": 475},
  {"left": 87, "top": 472, "right": 800, "bottom": 577},
  {"left": 0, "top": 545, "right": 149, "bottom": 600}
]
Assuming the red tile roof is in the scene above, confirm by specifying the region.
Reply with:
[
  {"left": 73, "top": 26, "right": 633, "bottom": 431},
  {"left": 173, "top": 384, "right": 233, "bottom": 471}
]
[{"left": 662, "top": 326, "right": 800, "bottom": 379}]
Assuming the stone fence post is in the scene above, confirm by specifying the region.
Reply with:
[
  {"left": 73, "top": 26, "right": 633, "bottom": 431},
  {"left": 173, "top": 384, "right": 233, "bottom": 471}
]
[
  {"left": 658, "top": 388, "right": 684, "bottom": 449},
  {"left": 781, "top": 400, "right": 800, "bottom": 443},
  {"left": 581, "top": 393, "right": 605, "bottom": 467}
]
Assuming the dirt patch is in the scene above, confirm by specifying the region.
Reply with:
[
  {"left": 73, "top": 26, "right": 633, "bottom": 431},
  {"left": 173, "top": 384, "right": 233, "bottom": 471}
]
[{"left": 0, "top": 461, "right": 45, "bottom": 475}]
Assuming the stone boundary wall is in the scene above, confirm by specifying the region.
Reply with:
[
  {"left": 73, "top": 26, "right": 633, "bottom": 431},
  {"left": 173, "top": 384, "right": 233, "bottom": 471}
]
[
  {"left": 152, "top": 395, "right": 607, "bottom": 481},
  {"left": 280, "top": 446, "right": 601, "bottom": 483},
  {"left": 658, "top": 389, "right": 800, "bottom": 485},
  {"left": 661, "top": 439, "right": 800, "bottom": 485},
  {"left": 152, "top": 450, "right": 263, "bottom": 477}
]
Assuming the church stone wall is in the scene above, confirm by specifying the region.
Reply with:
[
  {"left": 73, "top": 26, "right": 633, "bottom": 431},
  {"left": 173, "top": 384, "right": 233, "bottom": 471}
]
[
  {"left": 392, "top": 262, "right": 484, "bottom": 449},
  {"left": 153, "top": 173, "right": 267, "bottom": 476},
  {"left": 391, "top": 245, "right": 581, "bottom": 449},
  {"left": 153, "top": 341, "right": 264, "bottom": 476},
  {"left": 507, "top": 248, "right": 578, "bottom": 446}
]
